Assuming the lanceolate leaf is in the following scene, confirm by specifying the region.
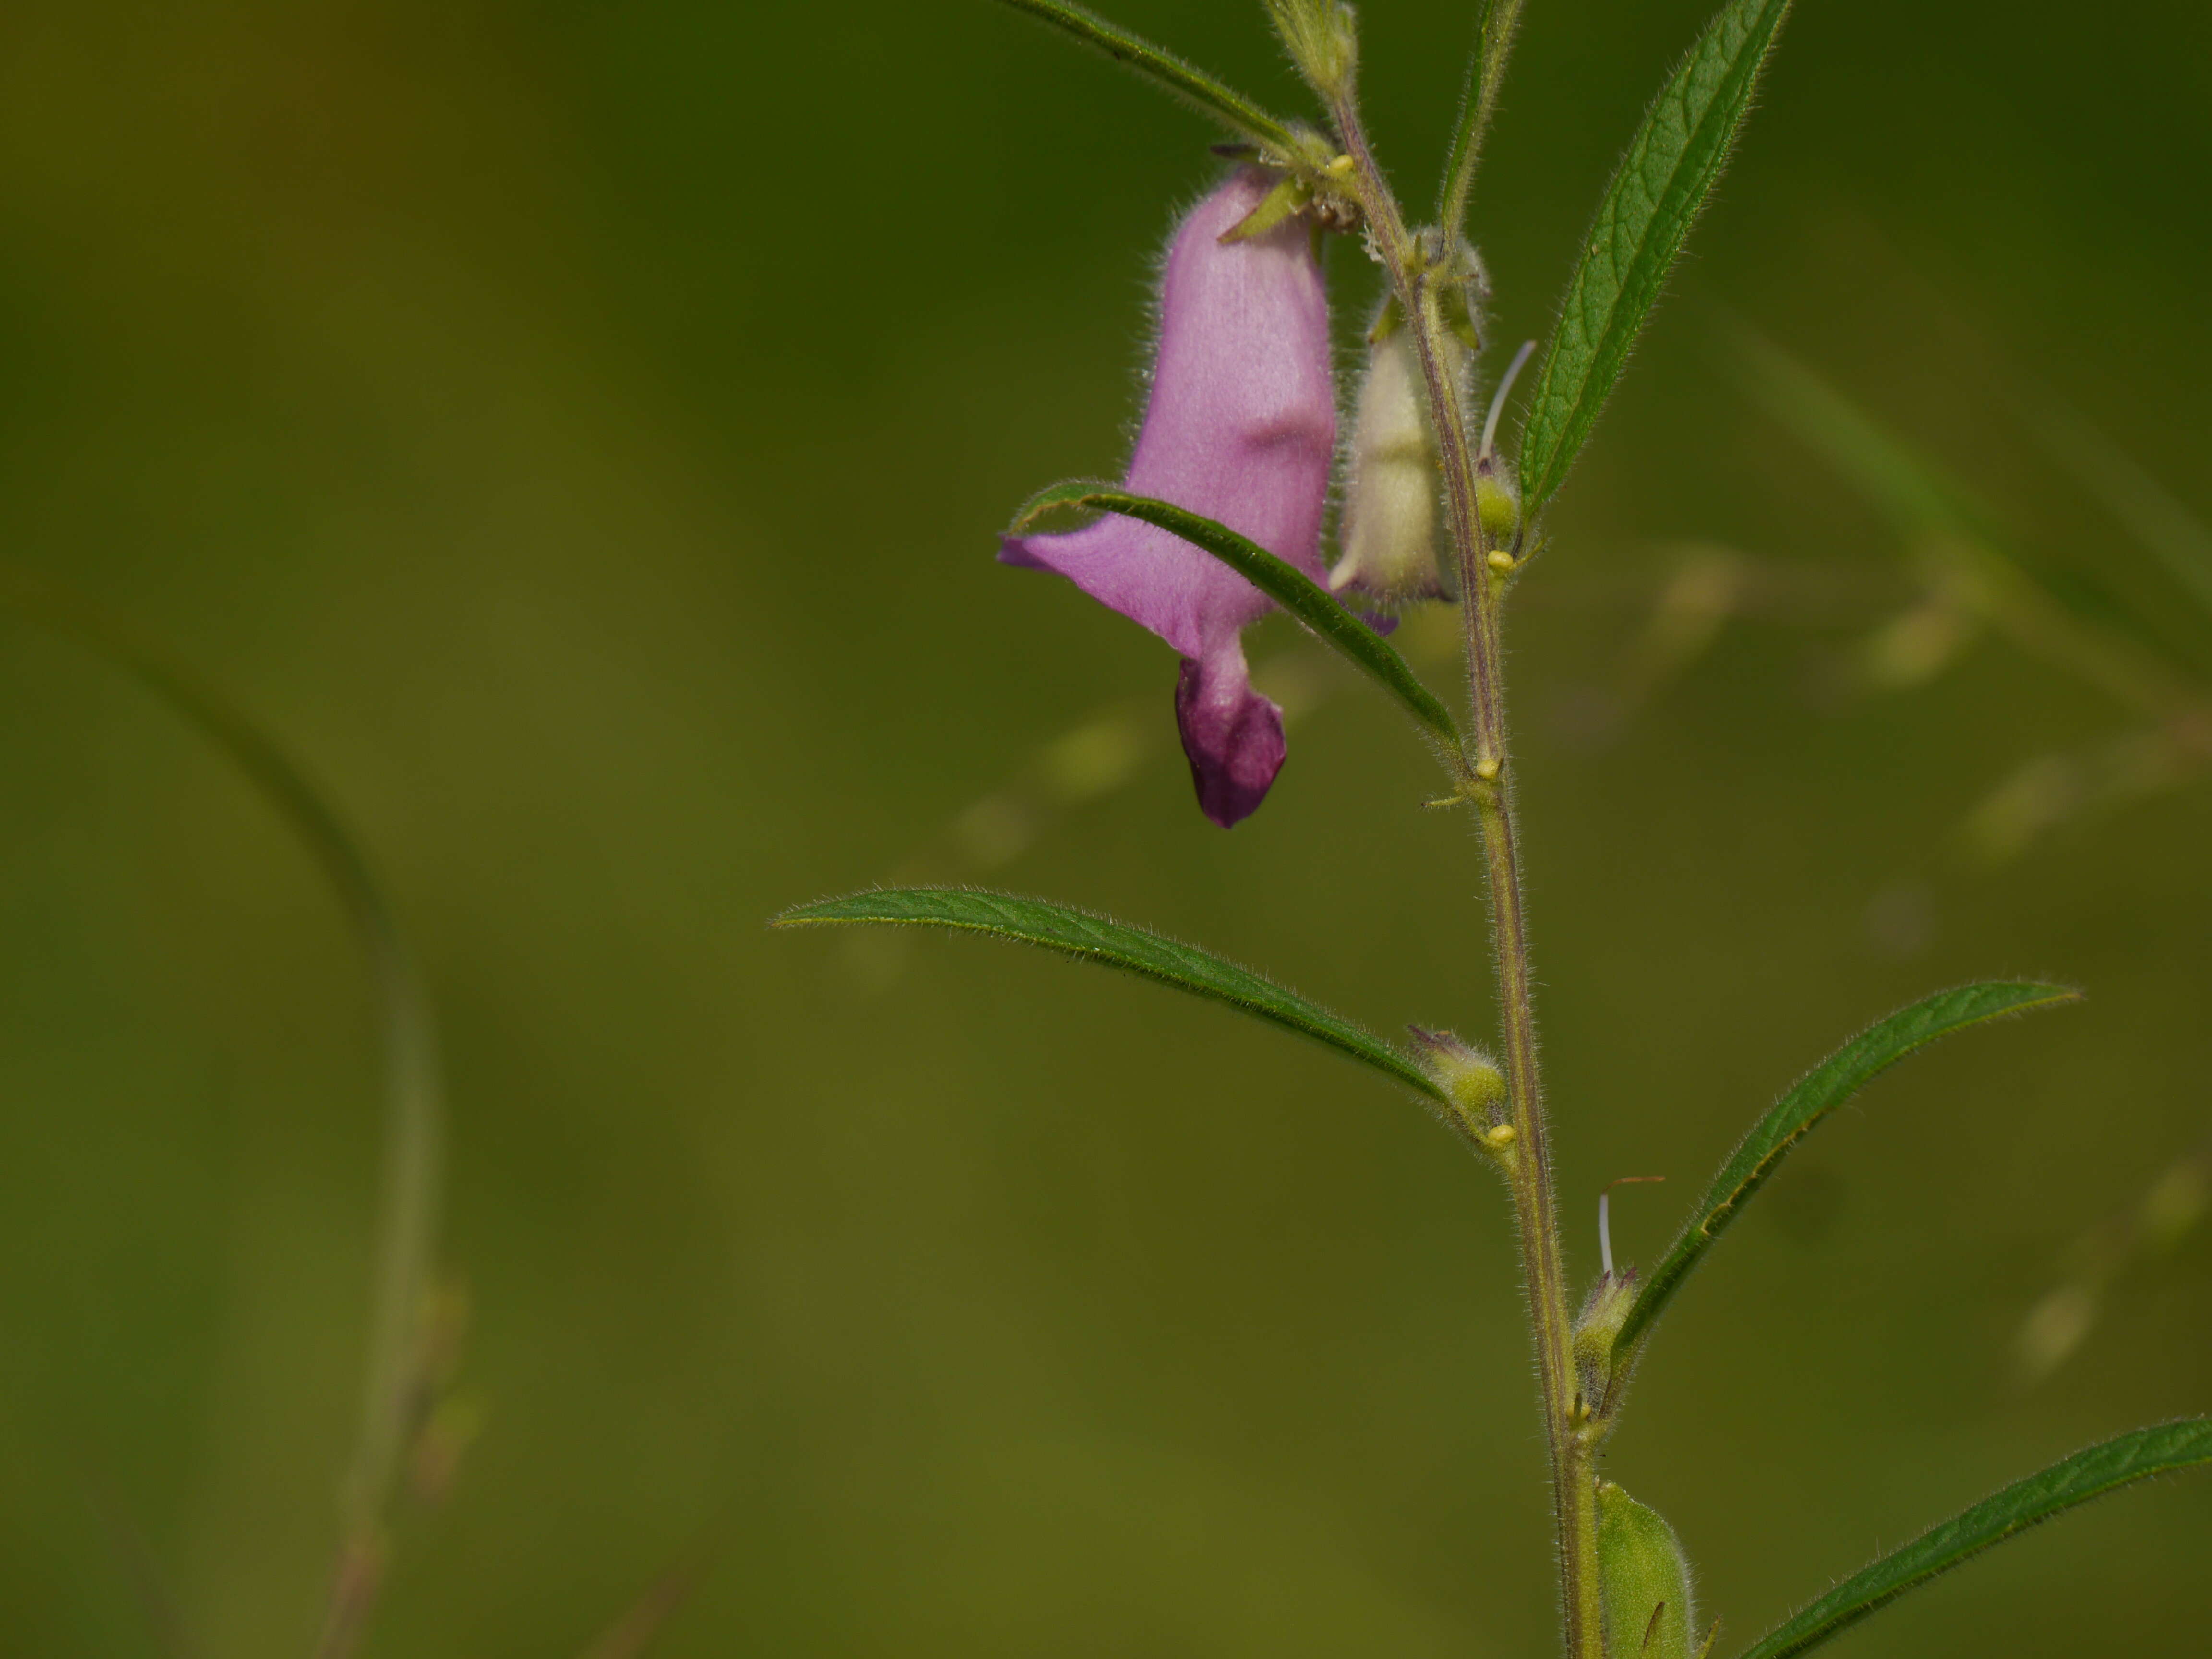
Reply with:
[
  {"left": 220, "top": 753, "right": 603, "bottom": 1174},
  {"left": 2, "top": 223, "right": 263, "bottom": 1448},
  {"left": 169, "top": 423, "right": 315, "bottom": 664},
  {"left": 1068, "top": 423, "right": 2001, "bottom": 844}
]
[
  {"left": 1614, "top": 982, "right": 2078, "bottom": 1363},
  {"left": 1516, "top": 0, "right": 1791, "bottom": 510},
  {"left": 1010, "top": 482, "right": 1462, "bottom": 748},
  {"left": 992, "top": 0, "right": 1299, "bottom": 155},
  {"left": 773, "top": 887, "right": 1446, "bottom": 1103},
  {"left": 1738, "top": 1419, "right": 2212, "bottom": 1659}
]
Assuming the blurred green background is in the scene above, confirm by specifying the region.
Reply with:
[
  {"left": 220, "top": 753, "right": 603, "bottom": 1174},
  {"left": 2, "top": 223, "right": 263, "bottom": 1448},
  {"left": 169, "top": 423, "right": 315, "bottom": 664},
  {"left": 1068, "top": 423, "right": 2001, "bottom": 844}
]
[{"left": 0, "top": 0, "right": 2207, "bottom": 1653}]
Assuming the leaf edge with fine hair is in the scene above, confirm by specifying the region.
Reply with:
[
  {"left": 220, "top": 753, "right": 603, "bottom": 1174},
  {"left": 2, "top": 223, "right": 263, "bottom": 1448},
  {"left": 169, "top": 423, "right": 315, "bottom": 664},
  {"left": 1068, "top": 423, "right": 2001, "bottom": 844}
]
[
  {"left": 773, "top": 886, "right": 1447, "bottom": 1103},
  {"left": 1736, "top": 1418, "right": 2212, "bottom": 1659},
  {"left": 1516, "top": 0, "right": 1792, "bottom": 511},
  {"left": 991, "top": 0, "right": 1301, "bottom": 154},
  {"left": 1612, "top": 980, "right": 2080, "bottom": 1369}
]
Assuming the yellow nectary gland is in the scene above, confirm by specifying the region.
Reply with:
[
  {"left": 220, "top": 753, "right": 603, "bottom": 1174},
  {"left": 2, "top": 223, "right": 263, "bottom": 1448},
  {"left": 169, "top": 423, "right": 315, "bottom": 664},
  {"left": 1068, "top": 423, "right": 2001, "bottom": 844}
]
[{"left": 1331, "top": 329, "right": 1457, "bottom": 605}]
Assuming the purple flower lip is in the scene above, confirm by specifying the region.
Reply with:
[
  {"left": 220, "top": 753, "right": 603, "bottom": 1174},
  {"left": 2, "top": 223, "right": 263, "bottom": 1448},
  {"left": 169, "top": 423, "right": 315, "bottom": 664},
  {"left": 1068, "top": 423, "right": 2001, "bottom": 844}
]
[{"left": 1000, "top": 167, "right": 1335, "bottom": 827}]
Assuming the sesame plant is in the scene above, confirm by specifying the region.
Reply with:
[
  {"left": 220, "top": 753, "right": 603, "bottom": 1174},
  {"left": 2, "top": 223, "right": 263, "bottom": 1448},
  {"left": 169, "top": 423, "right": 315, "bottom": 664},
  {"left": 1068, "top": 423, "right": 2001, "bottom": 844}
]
[{"left": 776, "top": 2, "right": 2212, "bottom": 1655}]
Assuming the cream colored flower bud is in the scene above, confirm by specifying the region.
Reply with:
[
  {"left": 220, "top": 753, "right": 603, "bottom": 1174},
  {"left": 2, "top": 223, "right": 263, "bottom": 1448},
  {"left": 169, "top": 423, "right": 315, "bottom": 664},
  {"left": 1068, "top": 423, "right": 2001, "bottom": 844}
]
[{"left": 1330, "top": 328, "right": 1458, "bottom": 607}]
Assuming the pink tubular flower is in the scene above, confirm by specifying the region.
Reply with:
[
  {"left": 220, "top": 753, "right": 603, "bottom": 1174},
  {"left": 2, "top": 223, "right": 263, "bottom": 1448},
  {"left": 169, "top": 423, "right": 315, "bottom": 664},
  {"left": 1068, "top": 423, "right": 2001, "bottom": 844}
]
[{"left": 1000, "top": 167, "right": 1336, "bottom": 827}]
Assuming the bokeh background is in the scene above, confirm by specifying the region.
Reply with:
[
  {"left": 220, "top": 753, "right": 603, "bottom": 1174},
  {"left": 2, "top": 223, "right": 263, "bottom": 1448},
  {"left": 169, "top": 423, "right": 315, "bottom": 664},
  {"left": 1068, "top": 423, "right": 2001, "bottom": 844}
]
[{"left": 0, "top": 0, "right": 2207, "bottom": 1653}]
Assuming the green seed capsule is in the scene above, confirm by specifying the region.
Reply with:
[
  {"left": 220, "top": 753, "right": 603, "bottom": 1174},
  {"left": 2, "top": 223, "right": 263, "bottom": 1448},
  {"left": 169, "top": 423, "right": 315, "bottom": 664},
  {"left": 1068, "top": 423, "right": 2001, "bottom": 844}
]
[
  {"left": 1597, "top": 1480, "right": 1696, "bottom": 1659},
  {"left": 1475, "top": 456, "right": 1520, "bottom": 549},
  {"left": 1405, "top": 1027, "right": 1508, "bottom": 1143},
  {"left": 1572, "top": 1271, "right": 1636, "bottom": 1411}
]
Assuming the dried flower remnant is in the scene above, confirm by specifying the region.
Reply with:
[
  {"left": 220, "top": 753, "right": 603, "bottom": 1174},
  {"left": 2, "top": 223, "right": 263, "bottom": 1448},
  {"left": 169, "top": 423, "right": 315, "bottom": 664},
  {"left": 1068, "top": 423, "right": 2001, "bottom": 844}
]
[{"left": 1000, "top": 167, "right": 1335, "bottom": 826}]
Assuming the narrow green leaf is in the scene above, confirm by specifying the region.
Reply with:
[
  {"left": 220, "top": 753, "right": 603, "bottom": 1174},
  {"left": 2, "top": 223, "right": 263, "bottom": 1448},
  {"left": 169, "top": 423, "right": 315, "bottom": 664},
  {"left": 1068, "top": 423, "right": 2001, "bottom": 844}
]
[
  {"left": 992, "top": 0, "right": 1299, "bottom": 155},
  {"left": 1615, "top": 982, "right": 2078, "bottom": 1362},
  {"left": 0, "top": 569, "right": 444, "bottom": 1586},
  {"left": 1010, "top": 481, "right": 1463, "bottom": 748},
  {"left": 1738, "top": 1419, "right": 2212, "bottom": 1659},
  {"left": 1517, "top": 0, "right": 1791, "bottom": 509},
  {"left": 773, "top": 887, "right": 1446, "bottom": 1103}
]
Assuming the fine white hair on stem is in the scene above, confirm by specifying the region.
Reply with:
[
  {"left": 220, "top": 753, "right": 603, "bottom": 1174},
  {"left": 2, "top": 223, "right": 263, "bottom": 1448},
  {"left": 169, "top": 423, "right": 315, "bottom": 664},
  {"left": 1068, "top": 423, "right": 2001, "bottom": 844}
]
[{"left": 1480, "top": 338, "right": 1538, "bottom": 460}]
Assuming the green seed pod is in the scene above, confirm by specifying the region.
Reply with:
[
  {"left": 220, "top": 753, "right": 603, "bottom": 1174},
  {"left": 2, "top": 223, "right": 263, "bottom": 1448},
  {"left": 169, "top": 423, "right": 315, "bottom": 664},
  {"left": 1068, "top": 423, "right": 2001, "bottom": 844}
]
[
  {"left": 1406, "top": 1027, "right": 1509, "bottom": 1145},
  {"left": 1475, "top": 455, "right": 1520, "bottom": 549},
  {"left": 1572, "top": 1270, "right": 1636, "bottom": 1412},
  {"left": 1597, "top": 1480, "right": 1696, "bottom": 1659}
]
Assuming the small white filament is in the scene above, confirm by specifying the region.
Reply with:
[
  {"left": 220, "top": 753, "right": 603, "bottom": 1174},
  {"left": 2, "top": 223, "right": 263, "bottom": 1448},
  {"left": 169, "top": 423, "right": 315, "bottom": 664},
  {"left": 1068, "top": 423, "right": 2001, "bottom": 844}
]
[
  {"left": 1598, "top": 1176, "right": 1667, "bottom": 1282},
  {"left": 1480, "top": 338, "right": 1539, "bottom": 461}
]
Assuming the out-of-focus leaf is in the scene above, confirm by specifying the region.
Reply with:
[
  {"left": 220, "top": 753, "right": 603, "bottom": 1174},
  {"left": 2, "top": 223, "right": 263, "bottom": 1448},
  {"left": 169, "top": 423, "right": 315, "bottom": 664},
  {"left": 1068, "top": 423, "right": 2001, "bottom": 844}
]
[
  {"left": 1517, "top": 0, "right": 1791, "bottom": 510},
  {"left": 1614, "top": 982, "right": 2079, "bottom": 1365},
  {"left": 0, "top": 567, "right": 445, "bottom": 1659},
  {"left": 1737, "top": 1419, "right": 2212, "bottom": 1659},
  {"left": 2038, "top": 402, "right": 2212, "bottom": 622},
  {"left": 992, "top": 0, "right": 1299, "bottom": 153},
  {"left": 2015, "top": 1140, "right": 2212, "bottom": 1385},
  {"left": 1962, "top": 727, "right": 2195, "bottom": 864},
  {"left": 1616, "top": 542, "right": 1743, "bottom": 705},
  {"left": 580, "top": 1555, "right": 709, "bottom": 1659},
  {"left": 774, "top": 887, "right": 1446, "bottom": 1102},
  {"left": 1010, "top": 481, "right": 1463, "bottom": 749},
  {"left": 1739, "top": 332, "right": 2201, "bottom": 720}
]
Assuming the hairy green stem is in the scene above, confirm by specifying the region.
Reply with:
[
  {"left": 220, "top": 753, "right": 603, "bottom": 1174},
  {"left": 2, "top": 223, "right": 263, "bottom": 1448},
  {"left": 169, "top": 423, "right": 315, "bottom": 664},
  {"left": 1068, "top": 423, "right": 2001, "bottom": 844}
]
[{"left": 1328, "top": 94, "right": 1600, "bottom": 1659}]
